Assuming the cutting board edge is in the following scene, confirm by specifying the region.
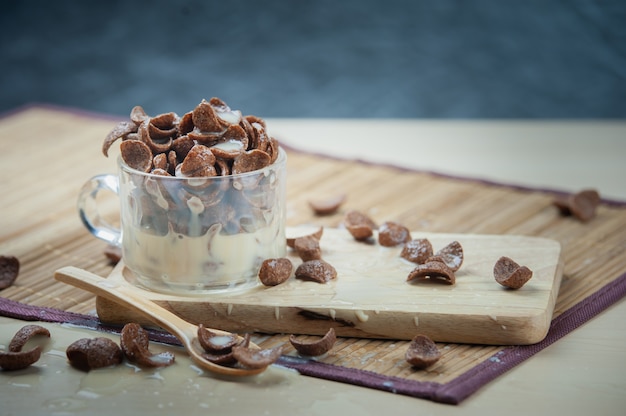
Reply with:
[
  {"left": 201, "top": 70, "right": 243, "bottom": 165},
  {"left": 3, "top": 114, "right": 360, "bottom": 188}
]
[
  {"left": 96, "top": 295, "right": 554, "bottom": 345},
  {"left": 93, "top": 229, "right": 563, "bottom": 345}
]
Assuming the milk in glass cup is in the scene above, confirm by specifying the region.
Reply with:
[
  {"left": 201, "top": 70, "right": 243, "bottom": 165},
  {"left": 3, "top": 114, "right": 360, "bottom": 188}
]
[{"left": 78, "top": 147, "right": 286, "bottom": 295}]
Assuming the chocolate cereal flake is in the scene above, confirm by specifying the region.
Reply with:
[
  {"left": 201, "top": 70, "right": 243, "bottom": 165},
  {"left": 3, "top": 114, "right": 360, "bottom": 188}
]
[
  {"left": 295, "top": 259, "right": 338, "bottom": 283},
  {"left": 378, "top": 221, "right": 411, "bottom": 247},
  {"left": 400, "top": 239, "right": 434, "bottom": 264},
  {"left": 103, "top": 245, "right": 122, "bottom": 264},
  {"left": 130, "top": 105, "right": 149, "bottom": 125},
  {"left": 405, "top": 334, "right": 441, "bottom": 369},
  {"left": 200, "top": 333, "right": 250, "bottom": 366},
  {"left": 258, "top": 258, "right": 293, "bottom": 286},
  {"left": 120, "top": 139, "right": 153, "bottom": 172},
  {"left": 553, "top": 189, "right": 600, "bottom": 222},
  {"left": 427, "top": 240, "right": 464, "bottom": 272},
  {"left": 192, "top": 99, "right": 223, "bottom": 133},
  {"left": 286, "top": 226, "right": 323, "bottom": 249},
  {"left": 0, "top": 346, "right": 43, "bottom": 371},
  {"left": 220, "top": 124, "right": 249, "bottom": 150},
  {"left": 180, "top": 144, "right": 217, "bottom": 177},
  {"left": 104, "top": 98, "right": 282, "bottom": 178},
  {"left": 0, "top": 325, "right": 50, "bottom": 371},
  {"left": 171, "top": 135, "right": 195, "bottom": 161},
  {"left": 232, "top": 345, "right": 283, "bottom": 370},
  {"left": 232, "top": 149, "right": 271, "bottom": 174},
  {"left": 344, "top": 210, "right": 377, "bottom": 241},
  {"left": 197, "top": 324, "right": 240, "bottom": 354},
  {"left": 120, "top": 323, "right": 175, "bottom": 368},
  {"left": 201, "top": 350, "right": 237, "bottom": 366},
  {"left": 66, "top": 337, "right": 123, "bottom": 371},
  {"left": 102, "top": 121, "right": 138, "bottom": 157},
  {"left": 152, "top": 152, "right": 168, "bottom": 171},
  {"left": 0, "top": 255, "right": 20, "bottom": 290},
  {"left": 289, "top": 328, "right": 336, "bottom": 357},
  {"left": 494, "top": 256, "right": 533, "bottom": 289},
  {"left": 308, "top": 194, "right": 347, "bottom": 216},
  {"left": 407, "top": 261, "right": 456, "bottom": 285},
  {"left": 8, "top": 324, "right": 50, "bottom": 352},
  {"left": 293, "top": 235, "right": 323, "bottom": 262}
]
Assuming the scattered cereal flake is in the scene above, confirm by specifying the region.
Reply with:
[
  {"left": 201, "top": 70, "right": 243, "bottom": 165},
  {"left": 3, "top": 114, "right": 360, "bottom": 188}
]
[
  {"left": 407, "top": 261, "right": 456, "bottom": 285},
  {"left": 308, "top": 194, "right": 347, "bottom": 216},
  {"left": 66, "top": 337, "right": 123, "bottom": 371},
  {"left": 553, "top": 189, "right": 600, "bottom": 222},
  {"left": 378, "top": 221, "right": 411, "bottom": 247},
  {"left": 258, "top": 258, "right": 293, "bottom": 286},
  {"left": 405, "top": 334, "right": 441, "bottom": 369},
  {"left": 295, "top": 260, "right": 337, "bottom": 283},
  {"left": 343, "top": 210, "right": 377, "bottom": 241},
  {"left": 494, "top": 256, "right": 533, "bottom": 289},
  {"left": 0, "top": 255, "right": 20, "bottom": 290},
  {"left": 289, "top": 328, "right": 336, "bottom": 357},
  {"left": 400, "top": 239, "right": 433, "bottom": 264}
]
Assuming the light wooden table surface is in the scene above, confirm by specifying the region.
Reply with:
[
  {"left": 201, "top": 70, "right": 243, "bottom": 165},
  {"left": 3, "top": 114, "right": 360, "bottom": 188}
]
[{"left": 1, "top": 108, "right": 625, "bottom": 415}]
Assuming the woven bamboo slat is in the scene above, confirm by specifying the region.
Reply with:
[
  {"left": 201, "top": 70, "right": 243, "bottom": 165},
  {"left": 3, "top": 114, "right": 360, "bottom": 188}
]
[{"left": 1, "top": 108, "right": 624, "bottom": 386}]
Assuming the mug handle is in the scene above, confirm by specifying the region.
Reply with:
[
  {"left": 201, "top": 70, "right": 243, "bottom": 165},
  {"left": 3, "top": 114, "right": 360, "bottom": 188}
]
[{"left": 77, "top": 174, "right": 122, "bottom": 247}]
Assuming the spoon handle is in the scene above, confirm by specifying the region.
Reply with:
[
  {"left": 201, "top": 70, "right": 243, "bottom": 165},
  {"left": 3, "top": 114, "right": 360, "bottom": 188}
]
[
  {"left": 55, "top": 266, "right": 270, "bottom": 377},
  {"left": 55, "top": 266, "right": 197, "bottom": 341}
]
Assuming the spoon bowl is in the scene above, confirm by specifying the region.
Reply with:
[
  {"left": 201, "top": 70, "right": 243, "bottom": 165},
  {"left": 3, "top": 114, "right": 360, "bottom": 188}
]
[{"left": 54, "top": 266, "right": 269, "bottom": 376}]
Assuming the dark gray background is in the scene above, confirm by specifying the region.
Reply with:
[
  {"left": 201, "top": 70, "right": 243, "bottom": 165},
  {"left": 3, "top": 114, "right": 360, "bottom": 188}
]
[{"left": 2, "top": 0, "right": 625, "bottom": 118}]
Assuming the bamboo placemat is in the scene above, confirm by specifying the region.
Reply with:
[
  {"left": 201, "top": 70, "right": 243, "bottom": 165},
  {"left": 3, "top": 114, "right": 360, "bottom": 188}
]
[{"left": 1, "top": 106, "right": 625, "bottom": 404}]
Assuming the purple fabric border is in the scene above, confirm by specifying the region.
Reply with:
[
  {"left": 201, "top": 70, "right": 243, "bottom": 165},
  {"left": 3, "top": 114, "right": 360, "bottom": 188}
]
[{"left": 1, "top": 272, "right": 625, "bottom": 404}]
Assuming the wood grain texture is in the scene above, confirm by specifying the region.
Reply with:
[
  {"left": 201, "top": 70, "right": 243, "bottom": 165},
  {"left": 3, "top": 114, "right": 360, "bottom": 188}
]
[{"left": 95, "top": 229, "right": 562, "bottom": 345}]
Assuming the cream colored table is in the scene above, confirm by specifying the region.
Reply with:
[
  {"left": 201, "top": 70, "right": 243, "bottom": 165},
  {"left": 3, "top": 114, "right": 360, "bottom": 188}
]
[{"left": 1, "top": 108, "right": 625, "bottom": 415}]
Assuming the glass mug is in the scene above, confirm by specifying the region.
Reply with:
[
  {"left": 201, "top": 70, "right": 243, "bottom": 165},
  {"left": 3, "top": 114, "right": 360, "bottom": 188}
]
[{"left": 78, "top": 148, "right": 287, "bottom": 295}]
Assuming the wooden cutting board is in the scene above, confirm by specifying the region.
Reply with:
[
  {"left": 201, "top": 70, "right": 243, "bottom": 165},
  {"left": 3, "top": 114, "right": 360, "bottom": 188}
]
[{"left": 95, "top": 228, "right": 563, "bottom": 345}]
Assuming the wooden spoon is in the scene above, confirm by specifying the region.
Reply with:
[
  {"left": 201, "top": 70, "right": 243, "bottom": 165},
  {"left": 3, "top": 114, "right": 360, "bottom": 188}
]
[{"left": 54, "top": 266, "right": 269, "bottom": 377}]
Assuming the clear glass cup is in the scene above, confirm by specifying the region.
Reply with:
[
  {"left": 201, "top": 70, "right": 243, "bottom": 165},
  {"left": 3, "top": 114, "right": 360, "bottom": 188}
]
[{"left": 78, "top": 148, "right": 287, "bottom": 295}]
